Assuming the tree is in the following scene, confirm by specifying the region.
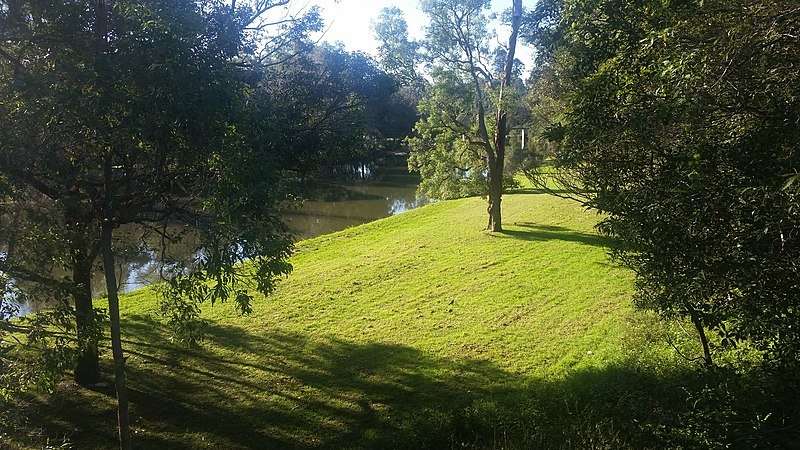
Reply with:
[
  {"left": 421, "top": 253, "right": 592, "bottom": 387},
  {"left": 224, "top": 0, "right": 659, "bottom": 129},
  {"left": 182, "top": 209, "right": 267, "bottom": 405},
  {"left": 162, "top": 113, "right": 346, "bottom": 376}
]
[
  {"left": 373, "top": 7, "right": 426, "bottom": 95},
  {"left": 370, "top": 9, "right": 427, "bottom": 161},
  {"left": 305, "top": 45, "right": 412, "bottom": 165},
  {"left": 0, "top": 0, "right": 323, "bottom": 447},
  {"left": 253, "top": 42, "right": 415, "bottom": 183},
  {"left": 0, "top": 0, "right": 322, "bottom": 387},
  {"left": 406, "top": 0, "right": 523, "bottom": 231},
  {"left": 0, "top": 0, "right": 112, "bottom": 387},
  {"left": 523, "top": 0, "right": 800, "bottom": 367}
]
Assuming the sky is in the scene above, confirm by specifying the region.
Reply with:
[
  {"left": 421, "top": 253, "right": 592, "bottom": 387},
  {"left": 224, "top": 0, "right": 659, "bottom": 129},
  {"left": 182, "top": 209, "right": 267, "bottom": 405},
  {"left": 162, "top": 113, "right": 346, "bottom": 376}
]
[{"left": 310, "top": 0, "right": 535, "bottom": 71}]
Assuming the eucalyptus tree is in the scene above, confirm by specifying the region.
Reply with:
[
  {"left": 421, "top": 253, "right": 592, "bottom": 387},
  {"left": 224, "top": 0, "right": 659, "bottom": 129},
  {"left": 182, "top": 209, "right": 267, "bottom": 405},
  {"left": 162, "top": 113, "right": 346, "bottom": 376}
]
[
  {"left": 523, "top": 0, "right": 800, "bottom": 367},
  {"left": 373, "top": 6, "right": 427, "bottom": 96},
  {"left": 0, "top": 0, "right": 324, "bottom": 447},
  {"left": 367, "top": 11, "right": 424, "bottom": 163},
  {"left": 404, "top": 0, "right": 523, "bottom": 231}
]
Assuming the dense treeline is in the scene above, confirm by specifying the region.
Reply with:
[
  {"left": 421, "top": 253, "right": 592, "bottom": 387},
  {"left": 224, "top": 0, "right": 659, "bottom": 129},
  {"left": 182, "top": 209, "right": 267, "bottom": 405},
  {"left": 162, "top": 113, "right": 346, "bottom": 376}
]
[
  {"left": 520, "top": 1, "right": 800, "bottom": 446},
  {"left": 524, "top": 0, "right": 800, "bottom": 370}
]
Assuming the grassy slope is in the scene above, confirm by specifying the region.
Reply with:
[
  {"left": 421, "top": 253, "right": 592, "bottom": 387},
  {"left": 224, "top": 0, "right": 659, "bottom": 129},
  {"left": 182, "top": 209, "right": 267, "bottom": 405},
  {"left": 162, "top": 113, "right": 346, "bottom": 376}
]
[{"left": 17, "top": 194, "right": 688, "bottom": 449}]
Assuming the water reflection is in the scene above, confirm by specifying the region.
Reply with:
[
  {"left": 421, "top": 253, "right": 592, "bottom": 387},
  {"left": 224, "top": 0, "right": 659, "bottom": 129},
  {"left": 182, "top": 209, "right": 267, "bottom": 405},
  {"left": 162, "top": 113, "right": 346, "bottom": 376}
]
[
  {"left": 284, "top": 164, "right": 427, "bottom": 239},
  {"left": 9, "top": 161, "right": 426, "bottom": 316}
]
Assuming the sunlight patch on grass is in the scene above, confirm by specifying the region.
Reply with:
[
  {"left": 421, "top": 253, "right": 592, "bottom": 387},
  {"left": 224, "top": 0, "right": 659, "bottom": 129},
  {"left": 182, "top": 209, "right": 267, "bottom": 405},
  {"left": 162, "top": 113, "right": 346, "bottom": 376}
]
[{"left": 15, "top": 194, "right": 691, "bottom": 449}]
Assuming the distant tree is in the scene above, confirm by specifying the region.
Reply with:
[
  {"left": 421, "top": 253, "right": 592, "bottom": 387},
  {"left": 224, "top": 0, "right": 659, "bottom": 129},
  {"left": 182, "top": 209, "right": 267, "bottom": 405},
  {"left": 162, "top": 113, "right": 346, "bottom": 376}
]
[
  {"left": 371, "top": 8, "right": 426, "bottom": 157},
  {"left": 405, "top": 0, "right": 523, "bottom": 231},
  {"left": 523, "top": 0, "right": 800, "bottom": 367},
  {"left": 373, "top": 7, "right": 426, "bottom": 94},
  {"left": 307, "top": 45, "right": 414, "bottom": 163},
  {"left": 260, "top": 43, "right": 415, "bottom": 179},
  {"left": 407, "top": 70, "right": 489, "bottom": 199},
  {"left": 0, "top": 0, "right": 324, "bottom": 447}
]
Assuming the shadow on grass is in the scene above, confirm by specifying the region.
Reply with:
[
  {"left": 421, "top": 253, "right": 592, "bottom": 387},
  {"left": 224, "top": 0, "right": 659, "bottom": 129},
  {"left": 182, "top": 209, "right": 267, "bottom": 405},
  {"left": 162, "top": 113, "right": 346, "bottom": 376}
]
[
  {"left": 493, "top": 222, "right": 616, "bottom": 249},
  {"left": 15, "top": 315, "right": 800, "bottom": 449}
]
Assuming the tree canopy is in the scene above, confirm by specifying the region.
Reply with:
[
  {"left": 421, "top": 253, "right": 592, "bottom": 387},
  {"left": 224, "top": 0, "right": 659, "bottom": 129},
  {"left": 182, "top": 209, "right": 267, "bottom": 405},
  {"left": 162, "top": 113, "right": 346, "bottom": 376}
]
[{"left": 523, "top": 0, "right": 800, "bottom": 367}]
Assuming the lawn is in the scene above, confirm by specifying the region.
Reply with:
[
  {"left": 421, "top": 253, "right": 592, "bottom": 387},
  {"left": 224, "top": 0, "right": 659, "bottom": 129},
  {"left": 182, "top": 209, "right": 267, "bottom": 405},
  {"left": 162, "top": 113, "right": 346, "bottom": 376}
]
[{"left": 9, "top": 194, "right": 695, "bottom": 449}]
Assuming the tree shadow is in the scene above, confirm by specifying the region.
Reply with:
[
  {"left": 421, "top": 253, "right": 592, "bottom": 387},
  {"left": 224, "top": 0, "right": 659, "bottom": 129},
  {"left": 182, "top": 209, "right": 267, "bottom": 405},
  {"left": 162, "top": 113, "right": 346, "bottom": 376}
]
[
  {"left": 13, "top": 314, "right": 800, "bottom": 449},
  {"left": 493, "top": 222, "right": 616, "bottom": 249}
]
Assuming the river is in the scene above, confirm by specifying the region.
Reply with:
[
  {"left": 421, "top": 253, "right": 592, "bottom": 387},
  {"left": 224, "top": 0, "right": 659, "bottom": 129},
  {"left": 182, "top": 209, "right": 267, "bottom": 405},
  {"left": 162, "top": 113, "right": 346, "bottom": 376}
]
[
  {"left": 284, "top": 163, "right": 426, "bottom": 239},
  {"left": 5, "top": 160, "right": 426, "bottom": 318}
]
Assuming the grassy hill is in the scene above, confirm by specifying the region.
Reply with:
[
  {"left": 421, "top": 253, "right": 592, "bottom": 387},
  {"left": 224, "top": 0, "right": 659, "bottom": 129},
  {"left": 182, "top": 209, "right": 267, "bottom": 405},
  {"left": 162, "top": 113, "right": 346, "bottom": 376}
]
[{"left": 13, "top": 194, "right": 694, "bottom": 449}]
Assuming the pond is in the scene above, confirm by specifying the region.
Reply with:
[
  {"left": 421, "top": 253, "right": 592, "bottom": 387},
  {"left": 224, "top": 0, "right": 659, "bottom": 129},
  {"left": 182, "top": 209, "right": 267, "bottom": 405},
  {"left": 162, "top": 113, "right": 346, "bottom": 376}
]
[{"left": 5, "top": 160, "right": 427, "bottom": 317}]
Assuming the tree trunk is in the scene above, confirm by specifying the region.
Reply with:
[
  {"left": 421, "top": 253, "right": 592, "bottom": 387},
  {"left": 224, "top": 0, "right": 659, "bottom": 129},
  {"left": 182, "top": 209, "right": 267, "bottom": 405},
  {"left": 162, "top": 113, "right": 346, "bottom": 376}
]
[
  {"left": 690, "top": 312, "right": 713, "bottom": 367},
  {"left": 487, "top": 0, "right": 522, "bottom": 232},
  {"left": 73, "top": 249, "right": 100, "bottom": 386},
  {"left": 64, "top": 190, "right": 101, "bottom": 386},
  {"left": 487, "top": 159, "right": 503, "bottom": 232},
  {"left": 94, "top": 1, "right": 129, "bottom": 445},
  {"left": 102, "top": 219, "right": 131, "bottom": 450},
  {"left": 100, "top": 112, "right": 130, "bottom": 449}
]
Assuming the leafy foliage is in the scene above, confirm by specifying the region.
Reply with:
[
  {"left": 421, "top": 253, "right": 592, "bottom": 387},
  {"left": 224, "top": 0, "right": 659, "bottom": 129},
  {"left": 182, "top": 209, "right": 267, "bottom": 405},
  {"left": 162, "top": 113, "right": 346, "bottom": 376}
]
[
  {"left": 408, "top": 71, "right": 487, "bottom": 199},
  {"left": 373, "top": 7, "right": 425, "bottom": 92},
  {"left": 0, "top": 0, "right": 347, "bottom": 395},
  {"left": 524, "top": 0, "right": 800, "bottom": 367}
]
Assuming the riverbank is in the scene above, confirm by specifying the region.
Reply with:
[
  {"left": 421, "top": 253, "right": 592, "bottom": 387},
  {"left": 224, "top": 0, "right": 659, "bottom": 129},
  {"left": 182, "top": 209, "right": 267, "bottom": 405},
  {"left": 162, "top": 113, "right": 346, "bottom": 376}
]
[
  {"left": 7, "top": 162, "right": 426, "bottom": 317},
  {"left": 9, "top": 193, "right": 695, "bottom": 449}
]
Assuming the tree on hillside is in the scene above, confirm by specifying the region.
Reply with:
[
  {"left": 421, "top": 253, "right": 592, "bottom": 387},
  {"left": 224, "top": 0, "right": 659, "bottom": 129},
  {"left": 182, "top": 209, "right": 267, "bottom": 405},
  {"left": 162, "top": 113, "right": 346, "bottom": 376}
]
[
  {"left": 399, "top": 0, "right": 524, "bottom": 231},
  {"left": 0, "top": 0, "right": 331, "bottom": 447},
  {"left": 523, "top": 0, "right": 800, "bottom": 367}
]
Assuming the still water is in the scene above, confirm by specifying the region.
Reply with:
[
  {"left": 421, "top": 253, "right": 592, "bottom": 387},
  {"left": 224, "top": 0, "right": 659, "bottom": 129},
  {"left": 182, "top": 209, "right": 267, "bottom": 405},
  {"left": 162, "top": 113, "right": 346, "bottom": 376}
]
[
  {"left": 7, "top": 162, "right": 426, "bottom": 317},
  {"left": 284, "top": 164, "right": 427, "bottom": 240}
]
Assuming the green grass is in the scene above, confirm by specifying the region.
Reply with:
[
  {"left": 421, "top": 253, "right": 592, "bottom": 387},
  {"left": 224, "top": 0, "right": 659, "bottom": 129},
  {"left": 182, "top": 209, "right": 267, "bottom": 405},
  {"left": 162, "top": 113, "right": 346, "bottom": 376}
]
[{"left": 11, "top": 194, "right": 697, "bottom": 449}]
